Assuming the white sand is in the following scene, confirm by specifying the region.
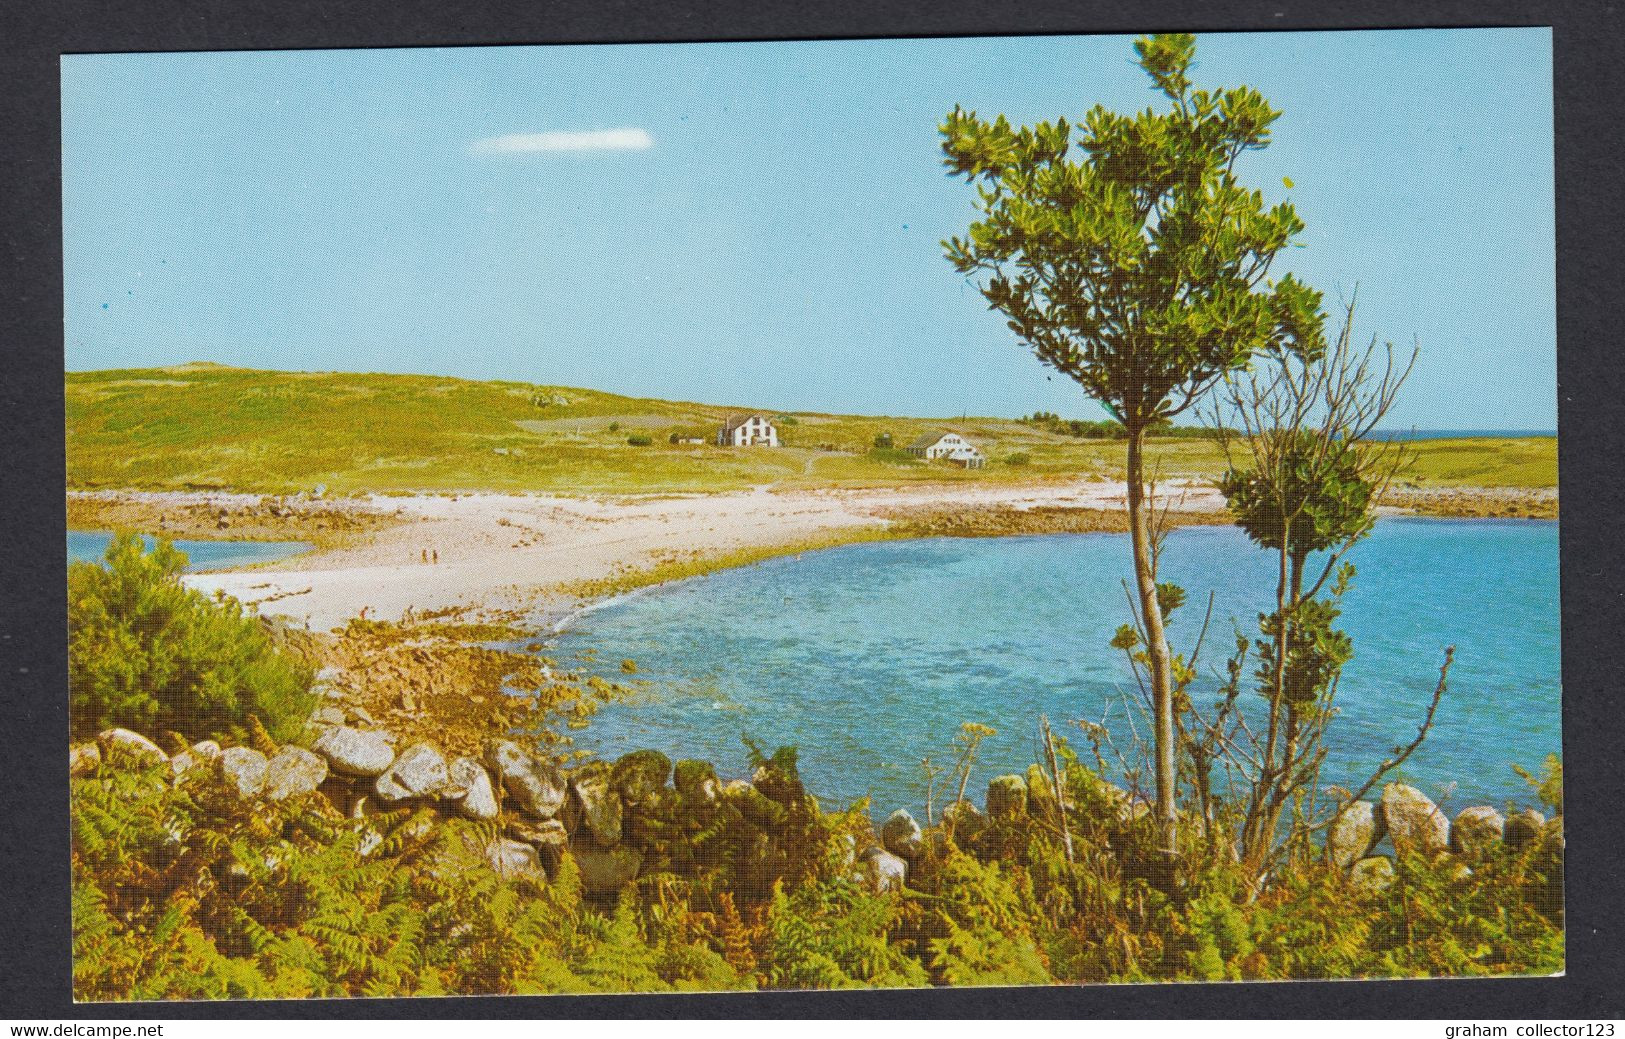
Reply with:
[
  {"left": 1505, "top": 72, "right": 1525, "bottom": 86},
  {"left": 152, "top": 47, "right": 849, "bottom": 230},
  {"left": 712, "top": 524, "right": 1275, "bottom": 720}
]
[{"left": 174, "top": 480, "right": 1223, "bottom": 631}]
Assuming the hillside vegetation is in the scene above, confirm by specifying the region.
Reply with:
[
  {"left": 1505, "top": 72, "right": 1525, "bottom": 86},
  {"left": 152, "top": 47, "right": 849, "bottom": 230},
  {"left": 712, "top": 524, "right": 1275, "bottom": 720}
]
[{"left": 66, "top": 364, "right": 1556, "bottom": 495}]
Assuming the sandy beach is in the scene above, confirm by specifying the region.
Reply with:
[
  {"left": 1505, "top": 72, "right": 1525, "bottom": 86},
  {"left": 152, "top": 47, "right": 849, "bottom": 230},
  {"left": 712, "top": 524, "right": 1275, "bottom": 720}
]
[{"left": 70, "top": 480, "right": 1220, "bottom": 630}]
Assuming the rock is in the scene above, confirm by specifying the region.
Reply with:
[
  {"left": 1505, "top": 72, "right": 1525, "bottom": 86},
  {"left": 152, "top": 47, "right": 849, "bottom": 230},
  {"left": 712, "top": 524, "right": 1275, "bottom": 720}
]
[
  {"left": 374, "top": 743, "right": 450, "bottom": 803},
  {"left": 312, "top": 705, "right": 347, "bottom": 727},
  {"left": 220, "top": 746, "right": 269, "bottom": 798},
  {"left": 565, "top": 768, "right": 623, "bottom": 845},
  {"left": 485, "top": 838, "right": 543, "bottom": 879},
  {"left": 880, "top": 808, "right": 924, "bottom": 860},
  {"left": 348, "top": 706, "right": 377, "bottom": 728},
  {"left": 483, "top": 739, "right": 567, "bottom": 819},
  {"left": 1350, "top": 855, "right": 1395, "bottom": 894},
  {"left": 1503, "top": 808, "right": 1547, "bottom": 850},
  {"left": 1450, "top": 806, "right": 1506, "bottom": 854},
  {"left": 612, "top": 749, "right": 672, "bottom": 805},
  {"left": 986, "top": 774, "right": 1029, "bottom": 819},
  {"left": 860, "top": 846, "right": 907, "bottom": 893},
  {"left": 750, "top": 754, "right": 806, "bottom": 805},
  {"left": 446, "top": 756, "right": 499, "bottom": 820},
  {"left": 264, "top": 746, "right": 329, "bottom": 801},
  {"left": 673, "top": 759, "right": 720, "bottom": 803},
  {"left": 941, "top": 799, "right": 986, "bottom": 839},
  {"left": 170, "top": 740, "right": 222, "bottom": 781},
  {"left": 724, "top": 781, "right": 788, "bottom": 830},
  {"left": 69, "top": 742, "right": 101, "bottom": 777},
  {"left": 1025, "top": 764, "right": 1057, "bottom": 815},
  {"left": 96, "top": 728, "right": 169, "bottom": 768},
  {"left": 313, "top": 726, "right": 396, "bottom": 777},
  {"left": 509, "top": 817, "right": 570, "bottom": 868},
  {"left": 1325, "top": 801, "right": 1382, "bottom": 869},
  {"left": 573, "top": 846, "right": 642, "bottom": 896},
  {"left": 1379, "top": 783, "right": 1449, "bottom": 854}
]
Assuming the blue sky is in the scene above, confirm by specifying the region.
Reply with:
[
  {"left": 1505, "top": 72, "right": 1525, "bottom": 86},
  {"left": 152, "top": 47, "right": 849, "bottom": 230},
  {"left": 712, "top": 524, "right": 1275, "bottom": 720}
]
[{"left": 61, "top": 29, "right": 1555, "bottom": 429}]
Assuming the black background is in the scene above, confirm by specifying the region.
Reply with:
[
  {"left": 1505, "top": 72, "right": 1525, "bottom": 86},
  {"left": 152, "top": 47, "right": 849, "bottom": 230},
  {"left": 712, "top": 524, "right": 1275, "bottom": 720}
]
[{"left": 3, "top": 0, "right": 1620, "bottom": 1019}]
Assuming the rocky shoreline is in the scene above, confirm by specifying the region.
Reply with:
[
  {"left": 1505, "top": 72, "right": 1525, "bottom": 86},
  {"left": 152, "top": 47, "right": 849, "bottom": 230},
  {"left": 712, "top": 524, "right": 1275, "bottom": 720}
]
[{"left": 73, "top": 699, "right": 1562, "bottom": 900}]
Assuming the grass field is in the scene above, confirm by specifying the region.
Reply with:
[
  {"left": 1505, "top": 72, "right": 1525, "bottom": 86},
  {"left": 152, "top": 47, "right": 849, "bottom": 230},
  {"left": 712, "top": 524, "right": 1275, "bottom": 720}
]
[{"left": 65, "top": 363, "right": 1557, "bottom": 495}]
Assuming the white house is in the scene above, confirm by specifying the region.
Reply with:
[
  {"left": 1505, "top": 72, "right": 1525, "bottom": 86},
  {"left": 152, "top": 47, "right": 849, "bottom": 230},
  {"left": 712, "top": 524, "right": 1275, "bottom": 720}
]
[
  {"left": 906, "top": 431, "right": 985, "bottom": 468},
  {"left": 717, "top": 414, "right": 780, "bottom": 447}
]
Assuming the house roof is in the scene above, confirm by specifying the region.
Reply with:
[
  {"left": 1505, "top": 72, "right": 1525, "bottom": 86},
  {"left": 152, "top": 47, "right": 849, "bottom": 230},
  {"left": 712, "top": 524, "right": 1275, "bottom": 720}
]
[
  {"left": 721, "top": 414, "right": 773, "bottom": 433},
  {"left": 909, "top": 431, "right": 976, "bottom": 450}
]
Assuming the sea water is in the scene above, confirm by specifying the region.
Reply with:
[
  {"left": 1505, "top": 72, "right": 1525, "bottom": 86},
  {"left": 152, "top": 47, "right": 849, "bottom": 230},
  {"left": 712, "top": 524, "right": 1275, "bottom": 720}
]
[
  {"left": 67, "top": 530, "right": 312, "bottom": 572},
  {"left": 552, "top": 518, "right": 1561, "bottom": 815}
]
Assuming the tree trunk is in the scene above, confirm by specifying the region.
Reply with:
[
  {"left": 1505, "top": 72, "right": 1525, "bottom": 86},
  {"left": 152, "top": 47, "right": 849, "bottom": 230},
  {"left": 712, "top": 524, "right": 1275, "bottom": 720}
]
[{"left": 1125, "top": 427, "right": 1178, "bottom": 858}]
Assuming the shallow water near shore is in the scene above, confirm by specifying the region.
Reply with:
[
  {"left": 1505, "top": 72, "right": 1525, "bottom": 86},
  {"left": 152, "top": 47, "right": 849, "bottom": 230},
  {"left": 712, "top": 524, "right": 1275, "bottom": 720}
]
[
  {"left": 554, "top": 518, "right": 1561, "bottom": 816},
  {"left": 68, "top": 530, "right": 312, "bottom": 572}
]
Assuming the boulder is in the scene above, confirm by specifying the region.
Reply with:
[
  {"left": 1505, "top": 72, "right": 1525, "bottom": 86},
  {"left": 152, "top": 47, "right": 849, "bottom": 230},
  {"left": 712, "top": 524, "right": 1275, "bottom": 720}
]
[
  {"left": 986, "top": 774, "right": 1029, "bottom": 819},
  {"left": 880, "top": 808, "right": 924, "bottom": 860},
  {"left": 264, "top": 746, "right": 329, "bottom": 801},
  {"left": 564, "top": 768, "right": 623, "bottom": 845},
  {"left": 313, "top": 726, "right": 396, "bottom": 777},
  {"left": 170, "top": 740, "right": 222, "bottom": 780},
  {"left": 1325, "top": 801, "right": 1382, "bottom": 869},
  {"left": 97, "top": 728, "right": 169, "bottom": 768},
  {"left": 1503, "top": 808, "right": 1547, "bottom": 850},
  {"left": 374, "top": 743, "right": 450, "bottom": 803},
  {"left": 1350, "top": 855, "right": 1395, "bottom": 894},
  {"left": 860, "top": 846, "right": 907, "bottom": 893},
  {"left": 1450, "top": 806, "right": 1506, "bottom": 854},
  {"left": 446, "top": 756, "right": 499, "bottom": 820},
  {"left": 510, "top": 817, "right": 570, "bottom": 868},
  {"left": 1025, "top": 765, "right": 1057, "bottom": 815},
  {"left": 312, "top": 705, "right": 347, "bottom": 727},
  {"left": 612, "top": 749, "right": 672, "bottom": 805},
  {"left": 220, "top": 746, "right": 269, "bottom": 798},
  {"left": 673, "top": 759, "right": 720, "bottom": 804},
  {"left": 69, "top": 742, "right": 101, "bottom": 777},
  {"left": 750, "top": 755, "right": 806, "bottom": 805},
  {"left": 941, "top": 799, "right": 986, "bottom": 840},
  {"left": 485, "top": 838, "right": 543, "bottom": 879},
  {"left": 723, "top": 780, "right": 788, "bottom": 830},
  {"left": 574, "top": 846, "right": 642, "bottom": 896},
  {"left": 483, "top": 739, "right": 567, "bottom": 819},
  {"left": 1379, "top": 783, "right": 1449, "bottom": 854}
]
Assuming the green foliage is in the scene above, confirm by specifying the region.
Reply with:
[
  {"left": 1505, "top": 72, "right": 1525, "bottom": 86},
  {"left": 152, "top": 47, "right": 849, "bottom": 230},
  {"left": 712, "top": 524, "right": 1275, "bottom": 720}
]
[
  {"left": 626, "top": 434, "right": 653, "bottom": 447},
  {"left": 68, "top": 534, "right": 315, "bottom": 743},
  {"left": 1513, "top": 754, "right": 1564, "bottom": 815},
  {"left": 1220, "top": 432, "right": 1375, "bottom": 561},
  {"left": 72, "top": 735, "right": 1563, "bottom": 999},
  {"left": 941, "top": 33, "right": 1326, "bottom": 432},
  {"left": 1255, "top": 594, "right": 1354, "bottom": 711}
]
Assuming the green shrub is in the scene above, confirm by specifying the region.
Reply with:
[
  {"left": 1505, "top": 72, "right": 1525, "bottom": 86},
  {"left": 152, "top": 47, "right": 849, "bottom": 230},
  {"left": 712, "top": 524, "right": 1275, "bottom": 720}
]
[
  {"left": 1005, "top": 452, "right": 1031, "bottom": 467},
  {"left": 626, "top": 435, "right": 652, "bottom": 447},
  {"left": 68, "top": 533, "right": 315, "bottom": 744}
]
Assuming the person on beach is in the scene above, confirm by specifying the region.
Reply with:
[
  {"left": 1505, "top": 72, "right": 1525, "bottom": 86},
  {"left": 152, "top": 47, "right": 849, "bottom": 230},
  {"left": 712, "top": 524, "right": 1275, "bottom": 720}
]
[{"left": 421, "top": 548, "right": 428, "bottom": 563}]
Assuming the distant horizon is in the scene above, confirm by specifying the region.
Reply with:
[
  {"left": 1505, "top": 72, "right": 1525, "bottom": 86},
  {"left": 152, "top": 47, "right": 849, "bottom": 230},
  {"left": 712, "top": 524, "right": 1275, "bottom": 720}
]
[
  {"left": 62, "top": 30, "right": 1554, "bottom": 429},
  {"left": 62, "top": 360, "right": 1557, "bottom": 435}
]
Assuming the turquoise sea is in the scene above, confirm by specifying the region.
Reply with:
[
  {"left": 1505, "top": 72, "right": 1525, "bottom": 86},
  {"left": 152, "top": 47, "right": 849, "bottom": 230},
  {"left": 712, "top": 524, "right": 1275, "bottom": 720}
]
[
  {"left": 67, "top": 530, "right": 311, "bottom": 572},
  {"left": 550, "top": 519, "right": 1561, "bottom": 816}
]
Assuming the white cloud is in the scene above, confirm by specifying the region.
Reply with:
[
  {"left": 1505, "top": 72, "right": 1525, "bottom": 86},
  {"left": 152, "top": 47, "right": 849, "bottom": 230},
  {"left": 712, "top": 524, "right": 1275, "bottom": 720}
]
[{"left": 469, "top": 128, "right": 654, "bottom": 156}]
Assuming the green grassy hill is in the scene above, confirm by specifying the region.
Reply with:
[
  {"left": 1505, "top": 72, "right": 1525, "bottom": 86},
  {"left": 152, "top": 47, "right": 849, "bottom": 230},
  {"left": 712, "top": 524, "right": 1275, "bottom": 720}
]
[{"left": 65, "top": 364, "right": 1556, "bottom": 495}]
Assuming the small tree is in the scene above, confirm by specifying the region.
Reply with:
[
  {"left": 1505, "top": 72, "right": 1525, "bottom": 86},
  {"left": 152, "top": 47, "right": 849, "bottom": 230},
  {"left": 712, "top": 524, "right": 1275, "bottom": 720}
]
[
  {"left": 1199, "top": 299, "right": 1425, "bottom": 875},
  {"left": 68, "top": 534, "right": 316, "bottom": 743},
  {"left": 941, "top": 33, "right": 1325, "bottom": 856}
]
